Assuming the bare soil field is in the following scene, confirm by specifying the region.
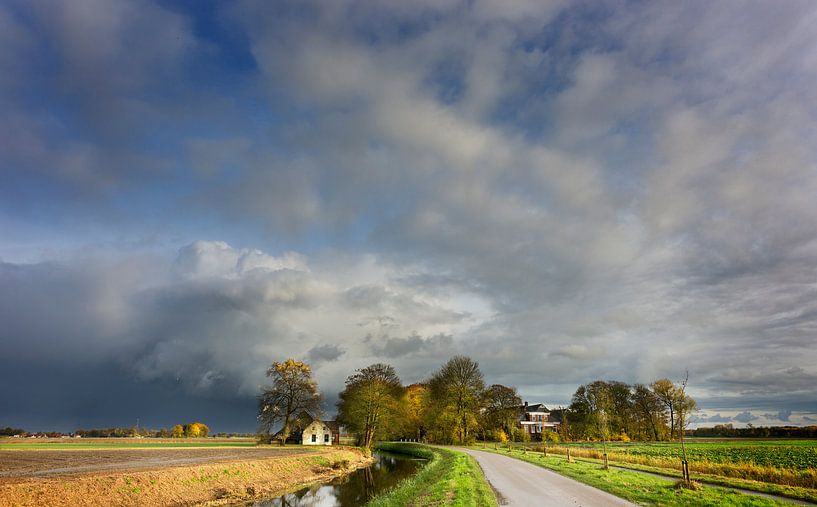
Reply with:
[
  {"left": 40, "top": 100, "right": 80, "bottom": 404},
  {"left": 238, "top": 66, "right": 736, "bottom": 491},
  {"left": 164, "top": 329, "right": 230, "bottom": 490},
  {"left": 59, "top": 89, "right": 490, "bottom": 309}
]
[
  {"left": 0, "top": 447, "right": 313, "bottom": 479},
  {"left": 0, "top": 444, "right": 371, "bottom": 506}
]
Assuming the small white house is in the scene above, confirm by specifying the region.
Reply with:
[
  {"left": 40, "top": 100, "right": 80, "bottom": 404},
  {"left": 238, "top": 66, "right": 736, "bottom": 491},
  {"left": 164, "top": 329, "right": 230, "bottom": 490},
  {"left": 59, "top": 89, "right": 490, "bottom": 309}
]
[{"left": 301, "top": 419, "right": 338, "bottom": 445}]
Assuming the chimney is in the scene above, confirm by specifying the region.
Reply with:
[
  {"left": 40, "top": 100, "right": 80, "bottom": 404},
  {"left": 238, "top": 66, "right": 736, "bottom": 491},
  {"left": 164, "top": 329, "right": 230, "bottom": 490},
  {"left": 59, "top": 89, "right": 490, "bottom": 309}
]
[{"left": 524, "top": 401, "right": 528, "bottom": 408}]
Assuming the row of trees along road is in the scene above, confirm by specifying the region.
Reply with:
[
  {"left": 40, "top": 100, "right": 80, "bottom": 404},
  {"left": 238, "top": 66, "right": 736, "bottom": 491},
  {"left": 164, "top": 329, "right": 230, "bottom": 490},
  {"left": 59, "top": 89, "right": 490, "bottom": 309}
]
[
  {"left": 567, "top": 379, "right": 697, "bottom": 442},
  {"left": 257, "top": 355, "right": 697, "bottom": 449}
]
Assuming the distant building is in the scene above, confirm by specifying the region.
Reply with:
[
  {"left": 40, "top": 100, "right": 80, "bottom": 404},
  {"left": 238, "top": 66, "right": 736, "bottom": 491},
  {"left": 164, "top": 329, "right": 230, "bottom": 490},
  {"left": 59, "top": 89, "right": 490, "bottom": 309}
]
[{"left": 518, "top": 402, "right": 561, "bottom": 440}]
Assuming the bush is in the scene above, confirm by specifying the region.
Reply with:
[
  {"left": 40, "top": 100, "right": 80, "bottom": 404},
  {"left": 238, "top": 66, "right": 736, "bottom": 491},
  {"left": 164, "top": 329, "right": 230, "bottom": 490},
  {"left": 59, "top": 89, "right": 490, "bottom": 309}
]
[
  {"left": 543, "top": 431, "right": 560, "bottom": 443},
  {"left": 255, "top": 434, "right": 274, "bottom": 445}
]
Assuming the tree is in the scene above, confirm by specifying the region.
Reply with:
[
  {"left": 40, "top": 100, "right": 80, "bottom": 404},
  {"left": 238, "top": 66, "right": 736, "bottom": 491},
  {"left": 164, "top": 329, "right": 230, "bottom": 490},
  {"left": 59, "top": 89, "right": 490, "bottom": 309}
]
[
  {"left": 258, "top": 359, "right": 323, "bottom": 445},
  {"left": 569, "top": 381, "right": 613, "bottom": 440},
  {"left": 632, "top": 384, "right": 668, "bottom": 440},
  {"left": 651, "top": 378, "right": 679, "bottom": 439},
  {"left": 652, "top": 377, "right": 696, "bottom": 441},
  {"left": 336, "top": 363, "right": 405, "bottom": 448},
  {"left": 184, "top": 422, "right": 209, "bottom": 438},
  {"left": 399, "top": 383, "right": 428, "bottom": 442},
  {"left": 481, "top": 384, "right": 522, "bottom": 439},
  {"left": 171, "top": 424, "right": 184, "bottom": 438},
  {"left": 427, "top": 356, "right": 485, "bottom": 444}
]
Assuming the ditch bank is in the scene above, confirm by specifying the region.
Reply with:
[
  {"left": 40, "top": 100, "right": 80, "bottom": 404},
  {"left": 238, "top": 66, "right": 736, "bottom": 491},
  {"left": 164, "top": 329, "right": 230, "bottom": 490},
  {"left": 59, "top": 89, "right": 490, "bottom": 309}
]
[
  {"left": 0, "top": 446, "right": 371, "bottom": 506},
  {"left": 367, "top": 443, "right": 497, "bottom": 506}
]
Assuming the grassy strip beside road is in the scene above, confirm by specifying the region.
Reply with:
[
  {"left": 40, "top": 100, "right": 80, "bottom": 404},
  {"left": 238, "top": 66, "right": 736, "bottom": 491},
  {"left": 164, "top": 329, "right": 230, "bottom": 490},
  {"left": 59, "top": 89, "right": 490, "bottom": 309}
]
[
  {"left": 369, "top": 443, "right": 497, "bottom": 507},
  {"left": 504, "top": 441, "right": 817, "bottom": 489},
  {"left": 566, "top": 452, "right": 817, "bottom": 504},
  {"left": 477, "top": 446, "right": 801, "bottom": 507},
  {"left": 488, "top": 443, "right": 817, "bottom": 504}
]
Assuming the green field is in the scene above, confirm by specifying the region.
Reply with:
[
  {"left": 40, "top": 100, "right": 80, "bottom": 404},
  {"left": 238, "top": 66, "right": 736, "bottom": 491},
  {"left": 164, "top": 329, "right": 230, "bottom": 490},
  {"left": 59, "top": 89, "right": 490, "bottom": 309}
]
[{"left": 568, "top": 440, "right": 817, "bottom": 470}]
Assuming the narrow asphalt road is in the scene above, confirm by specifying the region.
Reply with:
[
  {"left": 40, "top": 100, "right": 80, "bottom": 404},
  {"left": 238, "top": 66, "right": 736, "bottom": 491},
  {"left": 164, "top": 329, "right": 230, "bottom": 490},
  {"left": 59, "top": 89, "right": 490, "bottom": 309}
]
[{"left": 460, "top": 448, "right": 635, "bottom": 506}]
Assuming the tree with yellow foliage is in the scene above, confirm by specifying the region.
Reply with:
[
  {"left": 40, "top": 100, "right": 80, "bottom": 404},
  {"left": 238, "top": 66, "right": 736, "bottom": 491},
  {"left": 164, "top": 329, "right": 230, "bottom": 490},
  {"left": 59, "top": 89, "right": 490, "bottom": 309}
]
[
  {"left": 184, "top": 422, "right": 209, "bottom": 438},
  {"left": 400, "top": 383, "right": 427, "bottom": 441},
  {"left": 258, "top": 359, "right": 322, "bottom": 445},
  {"left": 337, "top": 363, "right": 404, "bottom": 448}
]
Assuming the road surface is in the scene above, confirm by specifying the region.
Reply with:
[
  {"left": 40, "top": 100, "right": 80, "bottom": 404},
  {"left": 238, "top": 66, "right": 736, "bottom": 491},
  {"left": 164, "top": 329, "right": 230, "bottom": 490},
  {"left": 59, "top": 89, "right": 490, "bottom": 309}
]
[{"left": 460, "top": 448, "right": 635, "bottom": 506}]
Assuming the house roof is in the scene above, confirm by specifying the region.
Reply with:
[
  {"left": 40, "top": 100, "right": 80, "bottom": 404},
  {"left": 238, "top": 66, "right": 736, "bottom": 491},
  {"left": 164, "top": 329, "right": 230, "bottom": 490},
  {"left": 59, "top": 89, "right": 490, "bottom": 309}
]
[
  {"left": 521, "top": 403, "right": 550, "bottom": 413},
  {"left": 322, "top": 420, "right": 339, "bottom": 432}
]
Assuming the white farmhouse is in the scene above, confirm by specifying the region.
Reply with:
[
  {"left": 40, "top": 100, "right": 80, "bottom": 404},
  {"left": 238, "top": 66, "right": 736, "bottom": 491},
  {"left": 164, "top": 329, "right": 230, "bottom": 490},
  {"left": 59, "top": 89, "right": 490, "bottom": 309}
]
[{"left": 301, "top": 419, "right": 339, "bottom": 445}]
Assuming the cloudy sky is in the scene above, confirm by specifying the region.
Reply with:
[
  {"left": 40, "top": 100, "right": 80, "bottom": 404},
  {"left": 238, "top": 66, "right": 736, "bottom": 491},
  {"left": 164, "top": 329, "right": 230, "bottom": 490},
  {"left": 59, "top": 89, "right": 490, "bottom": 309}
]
[{"left": 2, "top": 0, "right": 817, "bottom": 432}]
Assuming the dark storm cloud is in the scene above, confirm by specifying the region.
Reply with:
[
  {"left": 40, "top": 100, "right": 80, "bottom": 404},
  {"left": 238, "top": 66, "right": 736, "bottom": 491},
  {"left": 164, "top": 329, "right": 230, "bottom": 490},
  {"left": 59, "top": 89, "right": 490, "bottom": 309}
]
[
  {"left": 693, "top": 414, "right": 732, "bottom": 424},
  {"left": 0, "top": 242, "right": 480, "bottom": 430},
  {"left": 306, "top": 344, "right": 345, "bottom": 364},
  {"left": 2, "top": 0, "right": 817, "bottom": 429},
  {"left": 733, "top": 412, "right": 760, "bottom": 424}
]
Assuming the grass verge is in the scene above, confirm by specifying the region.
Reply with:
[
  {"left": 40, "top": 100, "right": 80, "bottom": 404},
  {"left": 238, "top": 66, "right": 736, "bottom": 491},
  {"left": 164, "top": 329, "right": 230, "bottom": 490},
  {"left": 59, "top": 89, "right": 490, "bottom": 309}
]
[
  {"left": 488, "top": 444, "right": 817, "bottom": 504},
  {"left": 369, "top": 443, "right": 497, "bottom": 507},
  {"left": 475, "top": 447, "right": 801, "bottom": 506},
  {"left": 506, "top": 443, "right": 817, "bottom": 489}
]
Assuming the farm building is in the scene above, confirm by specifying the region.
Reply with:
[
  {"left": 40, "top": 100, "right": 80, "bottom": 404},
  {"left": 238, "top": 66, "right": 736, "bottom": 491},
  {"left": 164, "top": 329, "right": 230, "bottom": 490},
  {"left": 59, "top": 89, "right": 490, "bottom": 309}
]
[
  {"left": 518, "top": 402, "right": 561, "bottom": 440},
  {"left": 302, "top": 419, "right": 340, "bottom": 445}
]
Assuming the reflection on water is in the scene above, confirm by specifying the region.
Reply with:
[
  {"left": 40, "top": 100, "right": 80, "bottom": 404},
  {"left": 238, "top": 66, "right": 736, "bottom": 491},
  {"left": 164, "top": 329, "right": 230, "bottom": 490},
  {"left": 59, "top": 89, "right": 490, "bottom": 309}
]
[{"left": 249, "top": 451, "right": 425, "bottom": 507}]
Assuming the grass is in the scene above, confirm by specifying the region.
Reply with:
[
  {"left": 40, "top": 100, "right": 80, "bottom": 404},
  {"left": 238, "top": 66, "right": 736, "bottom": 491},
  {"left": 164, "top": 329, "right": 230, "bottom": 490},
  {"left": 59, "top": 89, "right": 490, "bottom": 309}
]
[
  {"left": 369, "top": 443, "right": 497, "bottom": 507},
  {"left": 502, "top": 440, "right": 817, "bottom": 490},
  {"left": 476, "top": 446, "right": 797, "bottom": 506},
  {"left": 547, "top": 450, "right": 817, "bottom": 503}
]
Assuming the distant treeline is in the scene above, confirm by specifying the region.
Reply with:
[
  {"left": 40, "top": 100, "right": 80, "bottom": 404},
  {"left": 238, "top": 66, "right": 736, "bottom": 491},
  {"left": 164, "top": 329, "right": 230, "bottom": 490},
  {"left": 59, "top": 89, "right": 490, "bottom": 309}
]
[
  {"left": 0, "top": 427, "right": 27, "bottom": 436},
  {"left": 75, "top": 423, "right": 211, "bottom": 438},
  {"left": 689, "top": 424, "right": 817, "bottom": 438},
  {"left": 2, "top": 425, "right": 257, "bottom": 438}
]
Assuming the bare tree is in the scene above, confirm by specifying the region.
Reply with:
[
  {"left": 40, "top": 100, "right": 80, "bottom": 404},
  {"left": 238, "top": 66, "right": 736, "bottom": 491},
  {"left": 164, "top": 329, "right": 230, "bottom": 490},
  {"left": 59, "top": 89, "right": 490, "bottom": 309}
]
[{"left": 677, "top": 371, "right": 697, "bottom": 484}]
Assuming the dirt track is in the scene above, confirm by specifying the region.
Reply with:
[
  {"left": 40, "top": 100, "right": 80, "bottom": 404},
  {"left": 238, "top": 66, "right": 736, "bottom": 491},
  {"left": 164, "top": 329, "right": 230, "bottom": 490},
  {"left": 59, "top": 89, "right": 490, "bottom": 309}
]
[{"left": 0, "top": 447, "right": 315, "bottom": 480}]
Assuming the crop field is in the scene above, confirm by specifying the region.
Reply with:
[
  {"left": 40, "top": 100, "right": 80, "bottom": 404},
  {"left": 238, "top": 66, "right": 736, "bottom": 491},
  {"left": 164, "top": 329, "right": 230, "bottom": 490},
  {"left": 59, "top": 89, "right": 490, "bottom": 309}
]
[
  {"left": 509, "top": 438, "right": 817, "bottom": 491},
  {"left": 569, "top": 439, "right": 817, "bottom": 470}
]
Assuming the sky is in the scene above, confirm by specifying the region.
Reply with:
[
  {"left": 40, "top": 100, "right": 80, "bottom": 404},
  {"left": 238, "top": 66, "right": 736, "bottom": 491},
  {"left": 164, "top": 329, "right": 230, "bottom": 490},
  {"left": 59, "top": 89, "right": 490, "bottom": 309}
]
[{"left": 1, "top": 0, "right": 817, "bottom": 433}]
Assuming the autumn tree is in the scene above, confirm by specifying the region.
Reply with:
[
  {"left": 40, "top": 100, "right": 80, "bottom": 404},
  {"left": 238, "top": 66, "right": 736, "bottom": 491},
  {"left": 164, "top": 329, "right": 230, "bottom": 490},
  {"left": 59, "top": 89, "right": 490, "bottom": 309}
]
[
  {"left": 481, "top": 384, "right": 522, "bottom": 440},
  {"left": 570, "top": 381, "right": 611, "bottom": 439},
  {"left": 399, "top": 383, "right": 428, "bottom": 441},
  {"left": 336, "top": 363, "right": 405, "bottom": 448},
  {"left": 426, "top": 356, "right": 485, "bottom": 444},
  {"left": 184, "top": 422, "right": 209, "bottom": 438},
  {"left": 258, "top": 359, "right": 323, "bottom": 445},
  {"left": 632, "top": 384, "right": 668, "bottom": 440},
  {"left": 171, "top": 424, "right": 184, "bottom": 438}
]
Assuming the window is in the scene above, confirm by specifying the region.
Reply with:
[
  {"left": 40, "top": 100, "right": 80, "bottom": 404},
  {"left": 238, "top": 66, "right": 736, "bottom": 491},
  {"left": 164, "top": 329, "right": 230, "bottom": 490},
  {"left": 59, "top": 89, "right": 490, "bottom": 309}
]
[
  {"left": 324, "top": 433, "right": 330, "bottom": 443},
  {"left": 311, "top": 434, "right": 316, "bottom": 443}
]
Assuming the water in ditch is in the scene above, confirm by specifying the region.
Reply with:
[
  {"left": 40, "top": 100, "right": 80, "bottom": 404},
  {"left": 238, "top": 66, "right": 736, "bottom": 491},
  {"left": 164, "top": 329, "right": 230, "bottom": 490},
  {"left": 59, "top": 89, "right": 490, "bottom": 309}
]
[{"left": 248, "top": 450, "right": 426, "bottom": 506}]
